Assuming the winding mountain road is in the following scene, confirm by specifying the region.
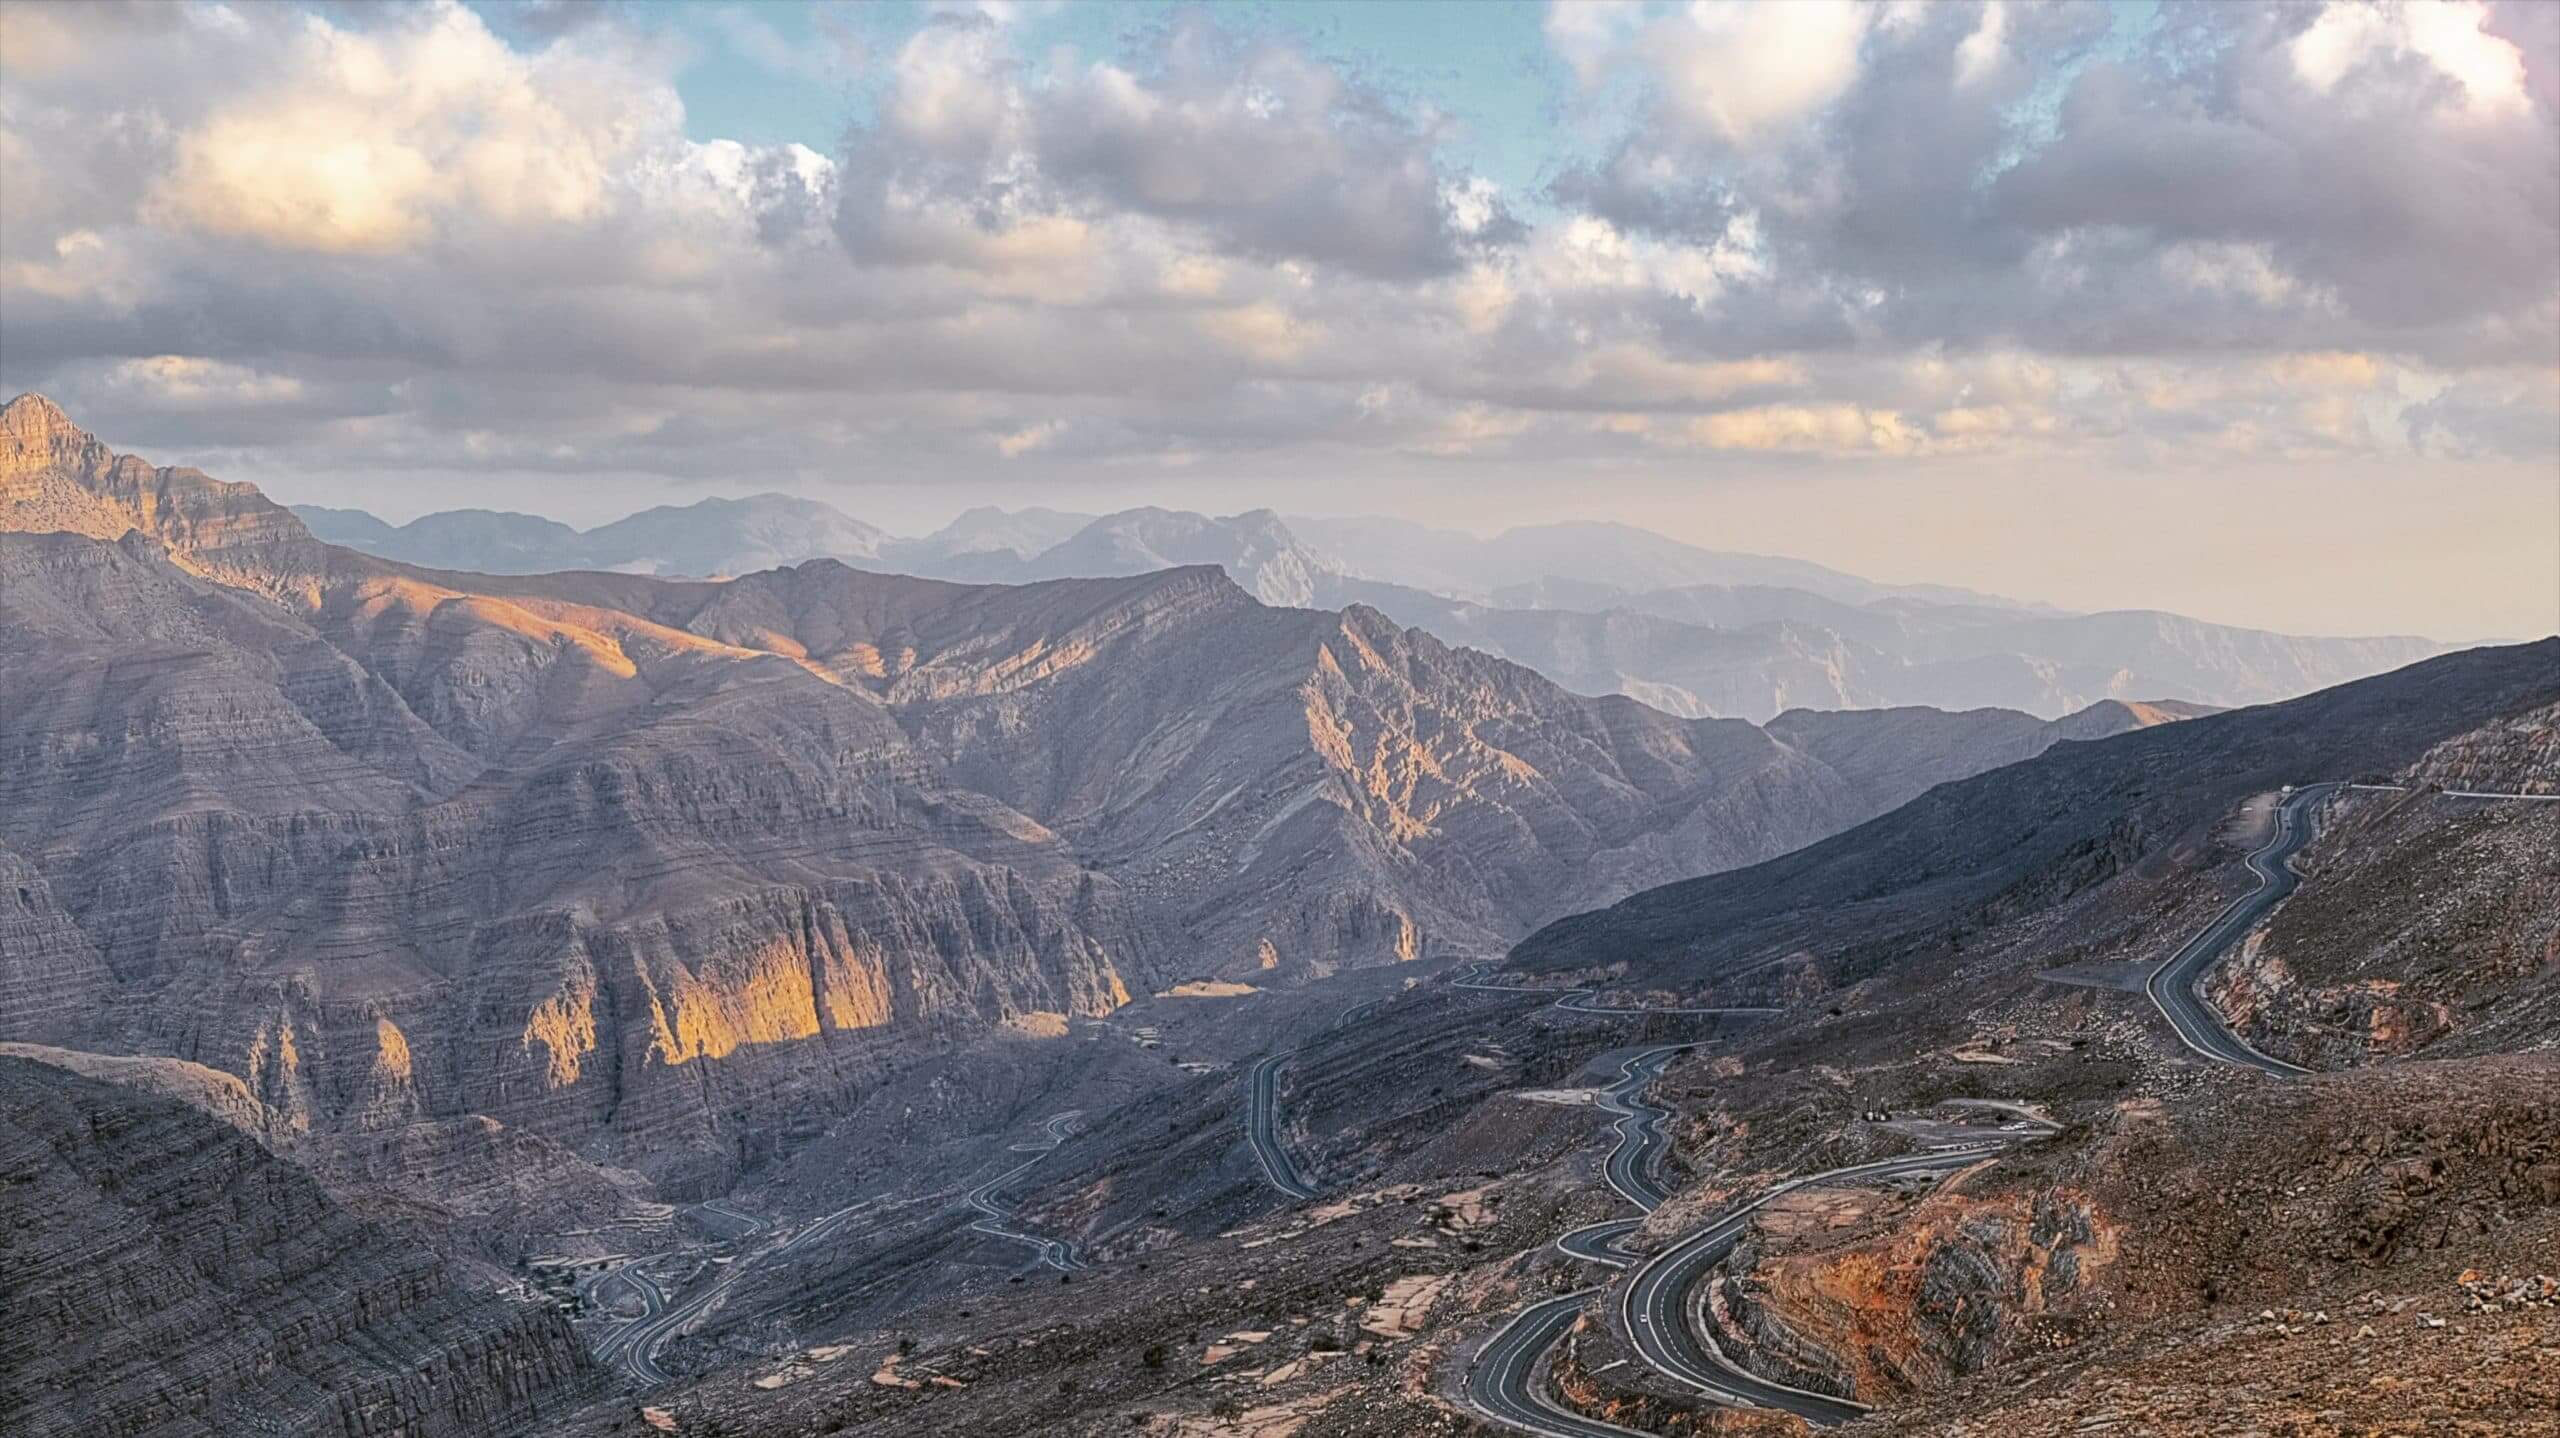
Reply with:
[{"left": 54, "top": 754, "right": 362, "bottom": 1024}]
[
  {"left": 590, "top": 1115, "right": 1089, "bottom": 1387},
  {"left": 963, "top": 1110, "right": 1090, "bottom": 1271},
  {"left": 1466, "top": 1287, "right": 1657, "bottom": 1438},
  {"left": 1463, "top": 1041, "right": 1691, "bottom": 1438},
  {"left": 2144, "top": 783, "right": 2336, "bottom": 1076},
  {"left": 1242, "top": 994, "right": 1401, "bottom": 1201},
  {"left": 1594, "top": 1046, "right": 1689, "bottom": 1210},
  {"left": 1458, "top": 968, "right": 2052, "bottom": 1435},
  {"left": 588, "top": 1199, "right": 776, "bottom": 1386},
  {"left": 1613, "top": 1147, "right": 2005, "bottom": 1424}
]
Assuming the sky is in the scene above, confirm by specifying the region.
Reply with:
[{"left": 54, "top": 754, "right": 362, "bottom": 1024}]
[{"left": 1, "top": 0, "right": 2554, "bottom": 639}]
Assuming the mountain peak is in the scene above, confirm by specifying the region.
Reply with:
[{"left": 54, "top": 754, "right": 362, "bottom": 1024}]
[
  {"left": 2, "top": 392, "right": 76, "bottom": 433},
  {"left": 1, "top": 393, "right": 90, "bottom": 459},
  {"left": 3, "top": 393, "right": 107, "bottom": 492}
]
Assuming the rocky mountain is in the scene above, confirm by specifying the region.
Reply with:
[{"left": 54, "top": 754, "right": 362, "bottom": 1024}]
[
  {"left": 1285, "top": 514, "right": 2023, "bottom": 610},
  {"left": 0, "top": 1052, "right": 595, "bottom": 1438},
  {"left": 29, "top": 389, "right": 2540, "bottom": 1438},
  {"left": 296, "top": 505, "right": 587, "bottom": 572},
  {"left": 522, "top": 632, "right": 2560, "bottom": 1438},
  {"left": 957, "top": 504, "right": 1342, "bottom": 607},
  {"left": 0, "top": 393, "right": 2141, "bottom": 1197},
  {"left": 297, "top": 492, "right": 896, "bottom": 576},
  {"left": 292, "top": 487, "right": 2451, "bottom": 719},
  {"left": 901, "top": 504, "right": 1096, "bottom": 564},
  {"left": 1310, "top": 570, "right": 2440, "bottom": 722}
]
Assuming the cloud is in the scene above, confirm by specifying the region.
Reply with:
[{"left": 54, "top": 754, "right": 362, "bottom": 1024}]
[
  {"left": 1647, "top": 0, "right": 1875, "bottom": 145},
  {"left": 833, "top": 13, "right": 1517, "bottom": 284},
  {"left": 1551, "top": 0, "right": 2557, "bottom": 368},
  {"left": 0, "top": 0, "right": 2546, "bottom": 545}
]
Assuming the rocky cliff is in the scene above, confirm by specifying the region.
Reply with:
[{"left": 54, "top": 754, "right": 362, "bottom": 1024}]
[
  {"left": 0, "top": 1055, "right": 595, "bottom": 1438},
  {"left": 0, "top": 398, "right": 1150, "bottom": 1191}
]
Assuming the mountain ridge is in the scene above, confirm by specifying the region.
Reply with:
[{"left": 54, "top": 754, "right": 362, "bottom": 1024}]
[{"left": 266, "top": 439, "right": 2452, "bottom": 719}]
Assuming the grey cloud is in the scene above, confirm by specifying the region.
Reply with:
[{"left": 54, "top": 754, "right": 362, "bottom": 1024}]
[
  {"left": 835, "top": 14, "right": 1515, "bottom": 281},
  {"left": 1559, "top": 0, "right": 2558, "bottom": 366},
  {"left": 0, "top": 0, "right": 2551, "bottom": 521},
  {"left": 2404, "top": 376, "right": 2560, "bottom": 460}
]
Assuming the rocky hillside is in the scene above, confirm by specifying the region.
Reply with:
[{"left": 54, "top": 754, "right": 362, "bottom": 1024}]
[
  {"left": 0, "top": 1054, "right": 594, "bottom": 1438},
  {"left": 2210, "top": 703, "right": 2560, "bottom": 1067},
  {"left": 1511, "top": 639, "right": 2560, "bottom": 989}
]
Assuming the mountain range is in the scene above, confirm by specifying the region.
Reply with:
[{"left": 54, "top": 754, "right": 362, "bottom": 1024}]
[
  {"left": 1, "top": 392, "right": 2168, "bottom": 1194},
  {"left": 296, "top": 491, "right": 2451, "bottom": 721},
  {"left": 9, "top": 389, "right": 2555, "bottom": 1438}
]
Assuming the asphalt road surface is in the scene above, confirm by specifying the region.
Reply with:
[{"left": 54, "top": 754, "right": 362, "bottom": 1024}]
[
  {"left": 963, "top": 1110, "right": 1090, "bottom": 1271},
  {"left": 1464, "top": 1288, "right": 1658, "bottom": 1438},
  {"left": 1241, "top": 992, "right": 1402, "bottom": 1200},
  {"left": 592, "top": 1116, "right": 1089, "bottom": 1387},
  {"left": 587, "top": 1197, "right": 781, "bottom": 1387},
  {"left": 2144, "top": 783, "right": 2336, "bottom": 1076},
  {"left": 1245, "top": 1050, "right": 1322, "bottom": 1200},
  {"left": 1462, "top": 1043, "right": 1690, "bottom": 1437},
  {"left": 1616, "top": 1147, "right": 2002, "bottom": 1426},
  {"left": 1465, "top": 1011, "right": 2035, "bottom": 1434},
  {"left": 1596, "top": 1046, "right": 1689, "bottom": 1210}
]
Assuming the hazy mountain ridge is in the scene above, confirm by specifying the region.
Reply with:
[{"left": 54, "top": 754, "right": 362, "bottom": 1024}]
[{"left": 297, "top": 486, "right": 2451, "bottom": 719}]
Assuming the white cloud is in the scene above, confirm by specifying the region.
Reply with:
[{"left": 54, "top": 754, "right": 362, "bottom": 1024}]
[
  {"left": 2295, "top": 0, "right": 2529, "bottom": 117},
  {"left": 1955, "top": 0, "right": 2008, "bottom": 89},
  {"left": 1543, "top": 0, "right": 1647, "bottom": 85},
  {"left": 142, "top": 3, "right": 651, "bottom": 254},
  {"left": 103, "top": 355, "right": 306, "bottom": 406},
  {"left": 1648, "top": 0, "right": 1873, "bottom": 145}
]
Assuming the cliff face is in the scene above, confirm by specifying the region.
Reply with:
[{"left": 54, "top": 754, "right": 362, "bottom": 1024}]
[
  {"left": 0, "top": 1055, "right": 595, "bottom": 1438},
  {"left": 0, "top": 399, "right": 1150, "bottom": 1190}
]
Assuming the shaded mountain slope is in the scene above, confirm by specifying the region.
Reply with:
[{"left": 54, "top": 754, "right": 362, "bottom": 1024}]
[
  {"left": 0, "top": 1055, "right": 594, "bottom": 1438},
  {"left": 1511, "top": 639, "right": 2560, "bottom": 983}
]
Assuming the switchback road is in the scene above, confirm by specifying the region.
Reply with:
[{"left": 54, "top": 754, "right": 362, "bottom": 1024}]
[
  {"left": 1464, "top": 1042, "right": 1689, "bottom": 1438},
  {"left": 2144, "top": 783, "right": 2335, "bottom": 1076},
  {"left": 1595, "top": 1046, "right": 1688, "bottom": 1210},
  {"left": 1466, "top": 1036, "right": 2039, "bottom": 1435},
  {"left": 963, "top": 1110, "right": 1090, "bottom": 1271},
  {"left": 1614, "top": 1146, "right": 2002, "bottom": 1425}
]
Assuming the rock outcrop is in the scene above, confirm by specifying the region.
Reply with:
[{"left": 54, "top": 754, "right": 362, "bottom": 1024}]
[{"left": 0, "top": 1055, "right": 595, "bottom": 1438}]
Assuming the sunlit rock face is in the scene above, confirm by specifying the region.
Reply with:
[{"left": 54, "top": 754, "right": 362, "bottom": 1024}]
[{"left": 0, "top": 397, "right": 1150, "bottom": 1191}]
